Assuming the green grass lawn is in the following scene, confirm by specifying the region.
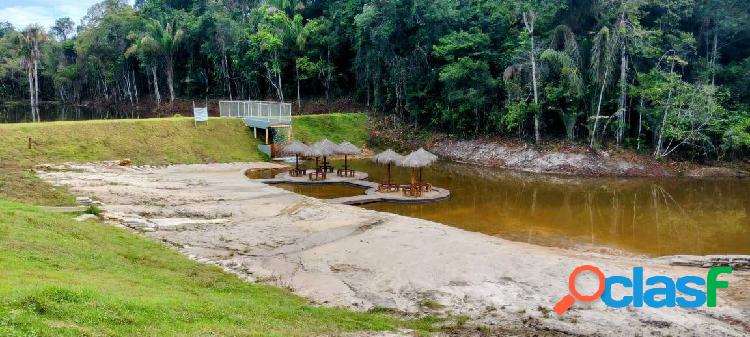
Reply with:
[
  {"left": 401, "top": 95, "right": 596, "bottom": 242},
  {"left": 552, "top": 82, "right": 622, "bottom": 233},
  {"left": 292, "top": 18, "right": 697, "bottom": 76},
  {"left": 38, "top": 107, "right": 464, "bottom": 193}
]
[
  {"left": 292, "top": 113, "right": 368, "bottom": 147},
  {"left": 0, "top": 117, "right": 264, "bottom": 166},
  {"left": 0, "top": 200, "right": 434, "bottom": 337}
]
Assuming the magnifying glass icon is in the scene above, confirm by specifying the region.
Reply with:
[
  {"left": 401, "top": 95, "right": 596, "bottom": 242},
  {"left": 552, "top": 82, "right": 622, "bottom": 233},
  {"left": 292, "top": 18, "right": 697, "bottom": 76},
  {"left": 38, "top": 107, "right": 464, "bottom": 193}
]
[{"left": 553, "top": 265, "right": 606, "bottom": 315}]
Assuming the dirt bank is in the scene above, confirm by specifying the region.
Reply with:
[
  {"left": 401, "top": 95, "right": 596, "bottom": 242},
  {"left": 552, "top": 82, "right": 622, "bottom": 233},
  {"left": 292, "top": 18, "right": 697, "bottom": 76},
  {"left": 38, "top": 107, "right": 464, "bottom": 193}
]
[
  {"left": 428, "top": 138, "right": 750, "bottom": 177},
  {"left": 37, "top": 162, "right": 750, "bottom": 336}
]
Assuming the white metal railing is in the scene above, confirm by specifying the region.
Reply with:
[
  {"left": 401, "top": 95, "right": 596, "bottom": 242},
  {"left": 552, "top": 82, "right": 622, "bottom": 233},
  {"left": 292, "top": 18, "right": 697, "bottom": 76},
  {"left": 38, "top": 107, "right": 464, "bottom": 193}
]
[{"left": 219, "top": 100, "right": 292, "bottom": 122}]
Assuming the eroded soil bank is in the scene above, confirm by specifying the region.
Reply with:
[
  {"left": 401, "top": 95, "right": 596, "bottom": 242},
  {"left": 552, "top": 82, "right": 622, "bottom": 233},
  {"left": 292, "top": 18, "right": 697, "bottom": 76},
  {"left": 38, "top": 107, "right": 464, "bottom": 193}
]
[
  {"left": 38, "top": 162, "right": 750, "bottom": 336},
  {"left": 428, "top": 138, "right": 750, "bottom": 177}
]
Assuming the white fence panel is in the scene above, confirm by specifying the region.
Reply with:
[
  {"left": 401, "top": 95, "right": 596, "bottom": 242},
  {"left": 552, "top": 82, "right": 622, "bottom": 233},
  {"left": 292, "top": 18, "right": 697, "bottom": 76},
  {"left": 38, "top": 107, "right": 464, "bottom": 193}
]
[{"left": 219, "top": 100, "right": 291, "bottom": 122}]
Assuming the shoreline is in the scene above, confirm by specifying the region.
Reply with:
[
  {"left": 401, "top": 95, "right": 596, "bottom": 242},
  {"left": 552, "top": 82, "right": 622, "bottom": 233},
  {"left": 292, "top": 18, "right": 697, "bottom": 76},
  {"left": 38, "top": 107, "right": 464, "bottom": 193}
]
[
  {"left": 37, "top": 161, "right": 750, "bottom": 336},
  {"left": 427, "top": 138, "right": 750, "bottom": 178}
]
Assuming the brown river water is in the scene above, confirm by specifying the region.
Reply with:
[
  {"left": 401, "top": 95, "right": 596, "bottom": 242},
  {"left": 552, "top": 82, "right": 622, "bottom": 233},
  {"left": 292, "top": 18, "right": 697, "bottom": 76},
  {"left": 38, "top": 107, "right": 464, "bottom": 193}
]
[{"left": 267, "top": 159, "right": 750, "bottom": 257}]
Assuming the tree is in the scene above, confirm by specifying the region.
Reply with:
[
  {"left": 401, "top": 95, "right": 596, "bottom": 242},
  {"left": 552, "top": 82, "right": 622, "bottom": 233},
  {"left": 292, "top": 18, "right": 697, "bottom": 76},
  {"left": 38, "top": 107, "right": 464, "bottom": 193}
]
[
  {"left": 540, "top": 25, "right": 583, "bottom": 141},
  {"left": 19, "top": 25, "right": 47, "bottom": 122},
  {"left": 50, "top": 17, "right": 75, "bottom": 41},
  {"left": 433, "top": 30, "right": 495, "bottom": 134},
  {"left": 138, "top": 20, "right": 184, "bottom": 103},
  {"left": 516, "top": 0, "right": 567, "bottom": 143},
  {"left": 638, "top": 67, "right": 721, "bottom": 158},
  {"left": 252, "top": 7, "right": 290, "bottom": 102}
]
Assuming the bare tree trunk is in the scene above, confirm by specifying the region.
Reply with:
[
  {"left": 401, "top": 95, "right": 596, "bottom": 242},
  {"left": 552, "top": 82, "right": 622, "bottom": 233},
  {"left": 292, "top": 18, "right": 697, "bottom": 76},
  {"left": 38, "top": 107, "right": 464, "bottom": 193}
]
[
  {"left": 125, "top": 73, "right": 133, "bottom": 105},
  {"left": 27, "top": 66, "right": 36, "bottom": 122},
  {"left": 616, "top": 41, "right": 628, "bottom": 145},
  {"left": 132, "top": 70, "right": 139, "bottom": 104},
  {"left": 33, "top": 60, "right": 40, "bottom": 121},
  {"left": 523, "top": 12, "right": 540, "bottom": 143},
  {"left": 166, "top": 57, "right": 175, "bottom": 103},
  {"left": 590, "top": 71, "right": 608, "bottom": 147},
  {"left": 325, "top": 47, "right": 331, "bottom": 104},
  {"left": 151, "top": 66, "right": 161, "bottom": 105},
  {"left": 711, "top": 31, "right": 718, "bottom": 87},
  {"left": 296, "top": 64, "right": 301, "bottom": 109},
  {"left": 637, "top": 97, "right": 644, "bottom": 150},
  {"left": 654, "top": 62, "right": 676, "bottom": 158},
  {"left": 221, "top": 41, "right": 232, "bottom": 100}
]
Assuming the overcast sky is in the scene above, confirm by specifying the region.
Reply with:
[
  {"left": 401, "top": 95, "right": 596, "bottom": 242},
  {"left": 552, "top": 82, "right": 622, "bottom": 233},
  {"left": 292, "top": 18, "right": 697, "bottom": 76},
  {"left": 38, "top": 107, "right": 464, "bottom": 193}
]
[{"left": 0, "top": 0, "right": 121, "bottom": 30}]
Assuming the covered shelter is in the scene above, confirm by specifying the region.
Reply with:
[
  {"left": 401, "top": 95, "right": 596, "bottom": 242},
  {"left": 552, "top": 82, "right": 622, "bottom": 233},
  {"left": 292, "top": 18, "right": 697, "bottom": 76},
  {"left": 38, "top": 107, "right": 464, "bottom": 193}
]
[
  {"left": 282, "top": 141, "right": 310, "bottom": 177},
  {"left": 398, "top": 148, "right": 438, "bottom": 197},
  {"left": 336, "top": 141, "right": 361, "bottom": 177},
  {"left": 306, "top": 141, "right": 336, "bottom": 180},
  {"left": 313, "top": 139, "right": 338, "bottom": 173},
  {"left": 372, "top": 149, "right": 404, "bottom": 192}
]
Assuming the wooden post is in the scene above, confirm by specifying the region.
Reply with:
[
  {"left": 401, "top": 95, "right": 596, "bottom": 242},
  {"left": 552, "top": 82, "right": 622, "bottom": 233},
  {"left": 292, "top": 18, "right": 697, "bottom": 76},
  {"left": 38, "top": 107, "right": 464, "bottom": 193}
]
[
  {"left": 265, "top": 128, "right": 269, "bottom": 144},
  {"left": 287, "top": 126, "right": 291, "bottom": 141},
  {"left": 28, "top": 137, "right": 32, "bottom": 149},
  {"left": 253, "top": 127, "right": 257, "bottom": 138}
]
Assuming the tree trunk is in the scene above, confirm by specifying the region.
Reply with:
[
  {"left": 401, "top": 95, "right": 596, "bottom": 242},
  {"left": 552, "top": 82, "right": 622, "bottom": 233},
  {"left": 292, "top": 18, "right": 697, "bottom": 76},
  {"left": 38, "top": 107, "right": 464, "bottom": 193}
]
[
  {"left": 590, "top": 71, "right": 609, "bottom": 147},
  {"left": 616, "top": 40, "right": 628, "bottom": 145},
  {"left": 637, "top": 97, "right": 644, "bottom": 150},
  {"left": 166, "top": 57, "right": 175, "bottom": 103},
  {"left": 132, "top": 70, "right": 139, "bottom": 104},
  {"left": 222, "top": 50, "right": 232, "bottom": 100},
  {"left": 326, "top": 47, "right": 331, "bottom": 104},
  {"left": 296, "top": 64, "right": 301, "bottom": 109},
  {"left": 654, "top": 62, "right": 676, "bottom": 158},
  {"left": 27, "top": 66, "right": 36, "bottom": 122},
  {"left": 151, "top": 66, "right": 161, "bottom": 105},
  {"left": 524, "top": 12, "right": 540, "bottom": 143},
  {"left": 33, "top": 60, "right": 40, "bottom": 122},
  {"left": 711, "top": 31, "right": 718, "bottom": 87}
]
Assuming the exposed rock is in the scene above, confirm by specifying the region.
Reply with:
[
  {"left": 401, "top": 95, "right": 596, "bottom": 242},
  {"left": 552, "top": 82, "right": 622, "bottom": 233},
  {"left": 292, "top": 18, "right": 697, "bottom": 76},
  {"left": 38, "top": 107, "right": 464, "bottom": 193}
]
[{"left": 429, "top": 139, "right": 670, "bottom": 177}]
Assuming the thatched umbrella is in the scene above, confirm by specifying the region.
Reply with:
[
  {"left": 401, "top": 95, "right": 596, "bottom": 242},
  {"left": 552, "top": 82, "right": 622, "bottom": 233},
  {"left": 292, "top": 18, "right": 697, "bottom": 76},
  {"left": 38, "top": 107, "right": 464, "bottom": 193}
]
[
  {"left": 282, "top": 141, "right": 310, "bottom": 171},
  {"left": 313, "top": 138, "right": 338, "bottom": 168},
  {"left": 372, "top": 149, "right": 403, "bottom": 185},
  {"left": 310, "top": 139, "right": 337, "bottom": 178},
  {"left": 336, "top": 141, "right": 361, "bottom": 172},
  {"left": 399, "top": 148, "right": 438, "bottom": 186},
  {"left": 304, "top": 144, "right": 324, "bottom": 170}
]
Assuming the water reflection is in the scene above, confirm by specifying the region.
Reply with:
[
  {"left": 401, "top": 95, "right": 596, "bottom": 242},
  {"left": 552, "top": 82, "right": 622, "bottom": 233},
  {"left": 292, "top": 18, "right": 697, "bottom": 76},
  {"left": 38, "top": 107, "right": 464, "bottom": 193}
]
[
  {"left": 327, "top": 159, "right": 750, "bottom": 256},
  {"left": 272, "top": 183, "right": 366, "bottom": 199},
  {"left": 1, "top": 102, "right": 150, "bottom": 123}
]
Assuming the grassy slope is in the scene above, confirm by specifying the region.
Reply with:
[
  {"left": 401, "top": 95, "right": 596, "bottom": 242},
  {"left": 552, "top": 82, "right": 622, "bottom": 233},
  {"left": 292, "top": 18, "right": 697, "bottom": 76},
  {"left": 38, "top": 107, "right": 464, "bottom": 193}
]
[
  {"left": 292, "top": 113, "right": 368, "bottom": 147},
  {"left": 0, "top": 117, "right": 263, "bottom": 205},
  {"left": 0, "top": 200, "right": 432, "bottom": 336},
  {"left": 0, "top": 117, "right": 264, "bottom": 166}
]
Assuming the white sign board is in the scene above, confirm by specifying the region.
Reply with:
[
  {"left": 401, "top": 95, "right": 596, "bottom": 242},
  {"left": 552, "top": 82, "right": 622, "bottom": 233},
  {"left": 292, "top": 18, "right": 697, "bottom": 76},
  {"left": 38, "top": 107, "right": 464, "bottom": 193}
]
[{"left": 194, "top": 107, "right": 208, "bottom": 122}]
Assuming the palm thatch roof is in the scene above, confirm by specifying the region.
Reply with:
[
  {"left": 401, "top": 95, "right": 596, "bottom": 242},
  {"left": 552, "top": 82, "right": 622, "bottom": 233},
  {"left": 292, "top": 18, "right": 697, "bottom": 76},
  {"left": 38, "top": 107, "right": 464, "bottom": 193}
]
[
  {"left": 314, "top": 139, "right": 338, "bottom": 154},
  {"left": 398, "top": 148, "right": 438, "bottom": 168},
  {"left": 372, "top": 149, "right": 403, "bottom": 164},
  {"left": 336, "top": 141, "right": 361, "bottom": 155},
  {"left": 306, "top": 139, "right": 337, "bottom": 157},
  {"left": 282, "top": 141, "right": 310, "bottom": 155}
]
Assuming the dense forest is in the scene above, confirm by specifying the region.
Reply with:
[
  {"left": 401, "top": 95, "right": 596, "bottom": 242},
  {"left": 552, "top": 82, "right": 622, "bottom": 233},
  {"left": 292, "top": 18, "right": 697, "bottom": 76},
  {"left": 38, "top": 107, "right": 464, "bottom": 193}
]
[{"left": 1, "top": 0, "right": 749, "bottom": 160}]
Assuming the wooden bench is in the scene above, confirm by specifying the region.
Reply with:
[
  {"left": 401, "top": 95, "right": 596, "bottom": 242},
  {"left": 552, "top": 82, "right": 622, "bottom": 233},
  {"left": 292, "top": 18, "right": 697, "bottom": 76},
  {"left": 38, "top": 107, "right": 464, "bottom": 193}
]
[
  {"left": 401, "top": 184, "right": 424, "bottom": 197},
  {"left": 377, "top": 183, "right": 401, "bottom": 193},
  {"left": 308, "top": 170, "right": 326, "bottom": 181},
  {"left": 289, "top": 168, "right": 307, "bottom": 177},
  {"left": 337, "top": 168, "right": 355, "bottom": 177}
]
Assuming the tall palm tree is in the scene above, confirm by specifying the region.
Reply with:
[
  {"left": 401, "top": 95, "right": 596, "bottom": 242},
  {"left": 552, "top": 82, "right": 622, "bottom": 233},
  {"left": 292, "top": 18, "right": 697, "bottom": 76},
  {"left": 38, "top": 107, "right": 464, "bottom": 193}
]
[
  {"left": 19, "top": 25, "right": 46, "bottom": 122},
  {"left": 128, "top": 20, "right": 184, "bottom": 104}
]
